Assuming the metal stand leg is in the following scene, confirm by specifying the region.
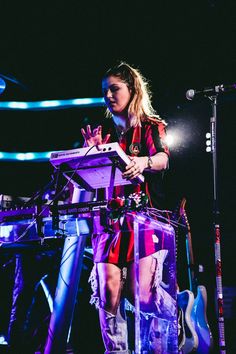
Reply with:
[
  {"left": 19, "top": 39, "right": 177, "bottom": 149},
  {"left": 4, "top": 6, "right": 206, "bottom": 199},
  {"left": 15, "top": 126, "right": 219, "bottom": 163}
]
[
  {"left": 209, "top": 95, "right": 226, "bottom": 353},
  {"left": 44, "top": 230, "right": 87, "bottom": 354}
]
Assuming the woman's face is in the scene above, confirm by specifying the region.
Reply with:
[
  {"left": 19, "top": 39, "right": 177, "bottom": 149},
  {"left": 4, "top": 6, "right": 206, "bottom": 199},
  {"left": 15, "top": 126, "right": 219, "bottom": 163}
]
[{"left": 102, "top": 75, "right": 132, "bottom": 115}]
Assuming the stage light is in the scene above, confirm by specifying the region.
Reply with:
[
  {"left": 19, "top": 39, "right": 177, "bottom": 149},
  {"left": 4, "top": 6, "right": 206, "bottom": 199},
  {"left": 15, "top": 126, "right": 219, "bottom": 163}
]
[
  {"left": 0, "top": 97, "right": 105, "bottom": 110},
  {"left": 0, "top": 77, "right": 6, "bottom": 95},
  {"left": 165, "top": 133, "right": 175, "bottom": 147},
  {"left": 7, "top": 101, "right": 28, "bottom": 109},
  {"left": 72, "top": 98, "right": 99, "bottom": 105},
  {"left": 164, "top": 130, "right": 182, "bottom": 149},
  {"left": 0, "top": 151, "right": 56, "bottom": 161},
  {"left": 15, "top": 152, "right": 36, "bottom": 160},
  {"left": 16, "top": 153, "right": 28, "bottom": 161},
  {"left": 39, "top": 100, "right": 61, "bottom": 108},
  {"left": 25, "top": 153, "right": 35, "bottom": 160},
  {"left": 205, "top": 131, "right": 211, "bottom": 152}
]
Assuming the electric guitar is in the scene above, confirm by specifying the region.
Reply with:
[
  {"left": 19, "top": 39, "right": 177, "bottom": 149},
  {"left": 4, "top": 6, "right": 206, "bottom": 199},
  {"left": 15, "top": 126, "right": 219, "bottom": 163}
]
[
  {"left": 177, "top": 289, "right": 198, "bottom": 353},
  {"left": 180, "top": 198, "right": 214, "bottom": 353}
]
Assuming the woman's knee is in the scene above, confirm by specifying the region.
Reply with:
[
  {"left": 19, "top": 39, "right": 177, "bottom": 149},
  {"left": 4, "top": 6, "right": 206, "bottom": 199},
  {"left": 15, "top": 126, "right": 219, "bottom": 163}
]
[{"left": 97, "top": 263, "right": 122, "bottom": 313}]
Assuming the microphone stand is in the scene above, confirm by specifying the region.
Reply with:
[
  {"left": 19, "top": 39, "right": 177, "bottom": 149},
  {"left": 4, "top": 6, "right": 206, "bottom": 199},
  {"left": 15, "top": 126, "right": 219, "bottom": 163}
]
[{"left": 208, "top": 93, "right": 226, "bottom": 354}]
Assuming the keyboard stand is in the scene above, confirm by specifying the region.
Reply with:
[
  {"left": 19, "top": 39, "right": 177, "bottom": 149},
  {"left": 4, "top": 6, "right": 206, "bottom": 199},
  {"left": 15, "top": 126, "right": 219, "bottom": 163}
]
[{"left": 44, "top": 230, "right": 87, "bottom": 354}]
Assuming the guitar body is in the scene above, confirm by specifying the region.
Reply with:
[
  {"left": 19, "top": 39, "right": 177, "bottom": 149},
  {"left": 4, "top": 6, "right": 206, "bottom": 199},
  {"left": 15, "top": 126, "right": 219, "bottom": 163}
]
[
  {"left": 191, "top": 285, "right": 214, "bottom": 353},
  {"left": 177, "top": 290, "right": 199, "bottom": 353}
]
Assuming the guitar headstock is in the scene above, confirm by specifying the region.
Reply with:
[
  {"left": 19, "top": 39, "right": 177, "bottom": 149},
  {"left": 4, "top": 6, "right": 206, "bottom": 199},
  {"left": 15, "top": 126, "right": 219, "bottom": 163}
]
[
  {"left": 172, "top": 197, "right": 187, "bottom": 225},
  {"left": 179, "top": 197, "right": 190, "bottom": 231}
]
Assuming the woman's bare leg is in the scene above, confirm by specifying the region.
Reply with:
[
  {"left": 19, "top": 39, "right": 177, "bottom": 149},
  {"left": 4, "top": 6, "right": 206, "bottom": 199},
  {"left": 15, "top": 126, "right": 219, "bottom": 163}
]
[
  {"left": 97, "top": 263, "right": 123, "bottom": 313},
  {"left": 96, "top": 263, "right": 130, "bottom": 353}
]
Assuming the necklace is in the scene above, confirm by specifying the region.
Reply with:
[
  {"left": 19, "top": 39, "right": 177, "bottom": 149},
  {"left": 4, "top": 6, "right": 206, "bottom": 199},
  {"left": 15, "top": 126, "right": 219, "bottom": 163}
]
[{"left": 116, "top": 126, "right": 129, "bottom": 141}]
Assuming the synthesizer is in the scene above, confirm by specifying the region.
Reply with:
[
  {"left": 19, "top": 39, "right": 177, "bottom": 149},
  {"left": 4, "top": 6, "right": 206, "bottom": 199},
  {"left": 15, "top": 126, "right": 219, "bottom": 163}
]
[{"left": 50, "top": 142, "right": 144, "bottom": 190}]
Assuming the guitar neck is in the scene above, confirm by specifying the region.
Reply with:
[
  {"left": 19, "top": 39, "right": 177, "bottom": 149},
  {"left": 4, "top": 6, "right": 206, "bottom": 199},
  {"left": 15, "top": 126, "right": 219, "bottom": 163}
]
[
  {"left": 185, "top": 227, "right": 196, "bottom": 293},
  {"left": 180, "top": 198, "right": 197, "bottom": 294}
]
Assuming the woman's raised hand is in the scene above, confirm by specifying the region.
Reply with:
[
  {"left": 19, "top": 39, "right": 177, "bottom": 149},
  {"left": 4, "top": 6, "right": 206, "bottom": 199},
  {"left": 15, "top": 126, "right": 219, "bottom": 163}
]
[{"left": 81, "top": 125, "right": 110, "bottom": 147}]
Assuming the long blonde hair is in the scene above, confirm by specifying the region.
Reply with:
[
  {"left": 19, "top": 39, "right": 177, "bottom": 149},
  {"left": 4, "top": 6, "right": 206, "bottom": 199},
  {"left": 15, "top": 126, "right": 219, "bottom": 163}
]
[{"left": 102, "top": 61, "right": 165, "bottom": 127}]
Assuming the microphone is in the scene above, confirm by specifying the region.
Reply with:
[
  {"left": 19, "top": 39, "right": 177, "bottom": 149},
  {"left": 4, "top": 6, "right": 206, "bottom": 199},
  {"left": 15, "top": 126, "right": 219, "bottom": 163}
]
[{"left": 186, "top": 83, "right": 236, "bottom": 100}]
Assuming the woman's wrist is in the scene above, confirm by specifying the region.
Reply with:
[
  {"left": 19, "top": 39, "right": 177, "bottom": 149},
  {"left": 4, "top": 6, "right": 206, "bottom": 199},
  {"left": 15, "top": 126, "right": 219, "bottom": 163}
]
[{"left": 145, "top": 156, "right": 153, "bottom": 169}]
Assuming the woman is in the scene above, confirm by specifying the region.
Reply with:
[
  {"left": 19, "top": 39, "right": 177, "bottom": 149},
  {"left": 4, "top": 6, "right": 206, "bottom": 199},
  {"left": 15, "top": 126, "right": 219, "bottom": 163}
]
[{"left": 81, "top": 62, "right": 176, "bottom": 353}]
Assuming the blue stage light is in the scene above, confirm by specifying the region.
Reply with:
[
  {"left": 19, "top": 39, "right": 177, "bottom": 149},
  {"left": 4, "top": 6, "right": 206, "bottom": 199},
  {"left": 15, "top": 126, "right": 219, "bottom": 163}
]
[
  {"left": 0, "top": 97, "right": 105, "bottom": 110},
  {"left": 0, "top": 77, "right": 6, "bottom": 95},
  {"left": 0, "top": 96, "right": 105, "bottom": 160},
  {"left": 0, "top": 151, "right": 55, "bottom": 161}
]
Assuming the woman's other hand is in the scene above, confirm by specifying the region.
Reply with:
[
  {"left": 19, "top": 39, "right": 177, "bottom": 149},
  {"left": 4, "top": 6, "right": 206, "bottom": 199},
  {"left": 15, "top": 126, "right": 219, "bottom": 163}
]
[{"left": 122, "top": 156, "right": 148, "bottom": 180}]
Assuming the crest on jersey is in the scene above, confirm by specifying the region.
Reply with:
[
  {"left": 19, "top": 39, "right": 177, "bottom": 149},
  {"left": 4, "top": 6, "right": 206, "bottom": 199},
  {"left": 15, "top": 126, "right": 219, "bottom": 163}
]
[{"left": 129, "top": 143, "right": 141, "bottom": 155}]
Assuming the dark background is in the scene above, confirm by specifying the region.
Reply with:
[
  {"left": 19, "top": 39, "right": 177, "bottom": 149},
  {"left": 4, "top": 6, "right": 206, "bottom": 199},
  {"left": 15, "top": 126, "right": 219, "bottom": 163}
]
[{"left": 0, "top": 0, "right": 235, "bottom": 352}]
